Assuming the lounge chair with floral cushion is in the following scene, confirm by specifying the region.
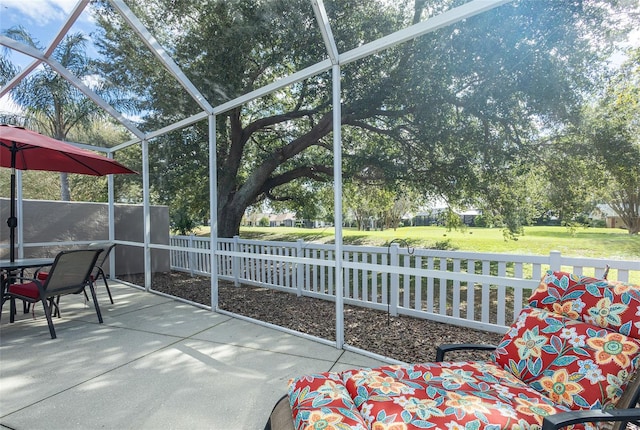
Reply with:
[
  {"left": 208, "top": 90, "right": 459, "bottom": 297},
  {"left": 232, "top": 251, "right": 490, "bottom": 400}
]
[{"left": 266, "top": 270, "right": 640, "bottom": 430}]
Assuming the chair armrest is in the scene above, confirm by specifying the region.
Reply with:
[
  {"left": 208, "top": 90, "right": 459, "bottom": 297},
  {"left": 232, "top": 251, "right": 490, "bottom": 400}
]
[
  {"left": 33, "top": 266, "right": 49, "bottom": 277},
  {"left": 5, "top": 276, "right": 43, "bottom": 285},
  {"left": 542, "top": 408, "right": 640, "bottom": 430},
  {"left": 435, "top": 344, "right": 497, "bottom": 362}
]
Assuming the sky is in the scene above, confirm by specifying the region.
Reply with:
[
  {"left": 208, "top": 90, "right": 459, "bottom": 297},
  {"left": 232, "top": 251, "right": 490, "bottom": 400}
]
[
  {"left": 0, "top": 0, "right": 97, "bottom": 112},
  {"left": 0, "top": 0, "right": 88, "bottom": 41}
]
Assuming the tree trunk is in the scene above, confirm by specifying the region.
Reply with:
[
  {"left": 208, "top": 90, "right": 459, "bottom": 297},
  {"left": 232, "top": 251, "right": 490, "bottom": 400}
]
[
  {"left": 60, "top": 172, "right": 71, "bottom": 201},
  {"left": 217, "top": 196, "right": 248, "bottom": 238},
  {"left": 215, "top": 111, "right": 334, "bottom": 237},
  {"left": 217, "top": 213, "right": 242, "bottom": 237}
]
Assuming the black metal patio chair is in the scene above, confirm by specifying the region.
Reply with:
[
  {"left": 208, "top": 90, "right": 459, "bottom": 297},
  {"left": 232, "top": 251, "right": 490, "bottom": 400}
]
[
  {"left": 35, "top": 243, "right": 116, "bottom": 305},
  {"left": 1, "top": 249, "right": 103, "bottom": 339}
]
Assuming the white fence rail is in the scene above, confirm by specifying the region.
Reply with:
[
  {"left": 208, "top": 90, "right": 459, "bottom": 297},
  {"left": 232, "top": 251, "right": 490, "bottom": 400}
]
[{"left": 170, "top": 235, "right": 640, "bottom": 333}]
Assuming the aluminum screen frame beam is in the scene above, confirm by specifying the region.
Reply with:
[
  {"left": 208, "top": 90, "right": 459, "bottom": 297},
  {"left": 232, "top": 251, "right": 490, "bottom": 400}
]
[
  {"left": 311, "top": 0, "right": 339, "bottom": 65},
  {"left": 340, "top": 0, "right": 513, "bottom": 66},
  {"left": 209, "top": 115, "right": 218, "bottom": 311},
  {"left": 108, "top": 0, "right": 214, "bottom": 114}
]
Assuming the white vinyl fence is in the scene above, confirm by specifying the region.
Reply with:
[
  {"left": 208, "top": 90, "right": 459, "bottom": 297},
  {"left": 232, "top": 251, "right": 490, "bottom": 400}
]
[{"left": 170, "top": 235, "right": 640, "bottom": 333}]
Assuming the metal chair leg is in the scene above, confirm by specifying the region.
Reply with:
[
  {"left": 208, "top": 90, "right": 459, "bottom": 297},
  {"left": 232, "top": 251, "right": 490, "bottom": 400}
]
[
  {"left": 9, "top": 297, "right": 16, "bottom": 323},
  {"left": 87, "top": 283, "right": 103, "bottom": 324},
  {"left": 100, "top": 269, "right": 114, "bottom": 304},
  {"left": 41, "top": 297, "right": 57, "bottom": 339}
]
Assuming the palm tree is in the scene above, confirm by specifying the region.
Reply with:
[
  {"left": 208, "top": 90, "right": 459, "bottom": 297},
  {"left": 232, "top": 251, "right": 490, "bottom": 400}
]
[{"left": 3, "top": 26, "right": 102, "bottom": 200}]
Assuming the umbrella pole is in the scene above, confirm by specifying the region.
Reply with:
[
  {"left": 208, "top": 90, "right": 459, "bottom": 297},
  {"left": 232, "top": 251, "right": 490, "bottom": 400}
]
[{"left": 8, "top": 142, "right": 18, "bottom": 262}]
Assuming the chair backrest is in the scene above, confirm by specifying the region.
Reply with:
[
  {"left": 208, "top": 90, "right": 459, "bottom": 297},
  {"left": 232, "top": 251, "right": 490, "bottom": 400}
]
[
  {"left": 492, "top": 270, "right": 640, "bottom": 413},
  {"left": 91, "top": 243, "right": 115, "bottom": 274},
  {"left": 42, "top": 249, "right": 103, "bottom": 297}
]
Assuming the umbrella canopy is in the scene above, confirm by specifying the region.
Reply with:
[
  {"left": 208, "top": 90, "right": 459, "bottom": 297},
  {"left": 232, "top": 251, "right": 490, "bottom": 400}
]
[
  {"left": 0, "top": 124, "right": 137, "bottom": 261},
  {"left": 0, "top": 125, "right": 136, "bottom": 175}
]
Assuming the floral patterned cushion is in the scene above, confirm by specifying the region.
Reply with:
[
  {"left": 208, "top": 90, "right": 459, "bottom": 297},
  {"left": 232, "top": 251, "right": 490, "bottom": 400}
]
[
  {"left": 288, "top": 371, "right": 368, "bottom": 430},
  {"left": 529, "top": 270, "right": 640, "bottom": 338},
  {"left": 492, "top": 307, "right": 640, "bottom": 411},
  {"left": 289, "top": 362, "right": 593, "bottom": 430},
  {"left": 342, "top": 362, "right": 583, "bottom": 429}
]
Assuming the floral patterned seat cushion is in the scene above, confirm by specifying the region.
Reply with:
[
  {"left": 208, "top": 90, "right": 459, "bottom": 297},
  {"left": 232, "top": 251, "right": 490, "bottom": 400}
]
[
  {"left": 492, "top": 307, "right": 640, "bottom": 411},
  {"left": 529, "top": 270, "right": 640, "bottom": 338},
  {"left": 343, "top": 361, "right": 586, "bottom": 429},
  {"left": 289, "top": 363, "right": 595, "bottom": 430}
]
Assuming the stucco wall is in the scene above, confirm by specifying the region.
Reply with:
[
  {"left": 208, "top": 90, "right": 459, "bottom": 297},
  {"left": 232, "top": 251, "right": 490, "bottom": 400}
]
[{"left": 0, "top": 198, "right": 169, "bottom": 275}]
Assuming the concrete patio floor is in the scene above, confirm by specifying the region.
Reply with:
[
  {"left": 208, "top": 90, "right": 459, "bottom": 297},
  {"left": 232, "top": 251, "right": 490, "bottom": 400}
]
[{"left": 0, "top": 282, "right": 389, "bottom": 430}]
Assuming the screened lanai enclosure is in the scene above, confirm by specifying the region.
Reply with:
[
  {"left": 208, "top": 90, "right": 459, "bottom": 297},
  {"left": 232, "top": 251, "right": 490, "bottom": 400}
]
[{"left": 1, "top": 0, "right": 639, "bottom": 355}]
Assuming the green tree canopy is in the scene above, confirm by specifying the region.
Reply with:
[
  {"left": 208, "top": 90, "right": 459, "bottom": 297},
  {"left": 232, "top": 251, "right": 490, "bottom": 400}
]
[
  {"left": 584, "top": 48, "right": 640, "bottom": 234},
  {"left": 91, "top": 0, "right": 638, "bottom": 237}
]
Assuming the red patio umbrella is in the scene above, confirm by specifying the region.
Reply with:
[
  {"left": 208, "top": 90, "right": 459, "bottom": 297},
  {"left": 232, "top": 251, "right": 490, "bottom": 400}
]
[{"left": 0, "top": 124, "right": 137, "bottom": 262}]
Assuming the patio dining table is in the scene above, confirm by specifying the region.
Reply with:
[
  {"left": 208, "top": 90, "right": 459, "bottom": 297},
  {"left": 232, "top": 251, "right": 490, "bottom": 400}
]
[
  {"left": 0, "top": 258, "right": 55, "bottom": 272},
  {"left": 0, "top": 258, "right": 55, "bottom": 284}
]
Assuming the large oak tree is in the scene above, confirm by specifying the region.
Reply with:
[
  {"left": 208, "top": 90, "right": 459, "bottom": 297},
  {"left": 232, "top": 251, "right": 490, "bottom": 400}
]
[{"left": 92, "top": 0, "right": 637, "bottom": 237}]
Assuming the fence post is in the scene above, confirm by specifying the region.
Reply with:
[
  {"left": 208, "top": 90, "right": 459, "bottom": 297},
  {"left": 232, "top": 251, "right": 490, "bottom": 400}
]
[
  {"left": 549, "top": 250, "right": 562, "bottom": 272},
  {"left": 389, "top": 243, "right": 400, "bottom": 316},
  {"left": 188, "top": 235, "right": 195, "bottom": 276},
  {"left": 233, "top": 235, "right": 240, "bottom": 287},
  {"left": 169, "top": 236, "right": 174, "bottom": 268},
  {"left": 296, "top": 239, "right": 304, "bottom": 297}
]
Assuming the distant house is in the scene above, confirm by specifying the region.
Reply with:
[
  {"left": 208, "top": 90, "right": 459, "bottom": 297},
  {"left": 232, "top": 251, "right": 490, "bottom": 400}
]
[
  {"left": 243, "top": 212, "right": 296, "bottom": 227},
  {"left": 243, "top": 211, "right": 331, "bottom": 228},
  {"left": 271, "top": 213, "right": 296, "bottom": 227},
  {"left": 458, "top": 209, "right": 481, "bottom": 226},
  {"left": 412, "top": 208, "right": 447, "bottom": 226},
  {"left": 590, "top": 204, "right": 626, "bottom": 229},
  {"left": 299, "top": 219, "right": 330, "bottom": 228},
  {"left": 242, "top": 212, "right": 264, "bottom": 226},
  {"left": 411, "top": 207, "right": 480, "bottom": 226}
]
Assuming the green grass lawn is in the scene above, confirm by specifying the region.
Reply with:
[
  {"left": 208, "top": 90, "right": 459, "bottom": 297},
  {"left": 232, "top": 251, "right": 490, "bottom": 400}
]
[{"left": 194, "top": 225, "right": 640, "bottom": 260}]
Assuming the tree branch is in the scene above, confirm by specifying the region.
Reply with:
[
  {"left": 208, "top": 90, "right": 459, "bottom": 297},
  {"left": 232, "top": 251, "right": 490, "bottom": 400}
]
[
  {"left": 260, "top": 165, "right": 333, "bottom": 194},
  {"left": 244, "top": 108, "right": 323, "bottom": 138}
]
